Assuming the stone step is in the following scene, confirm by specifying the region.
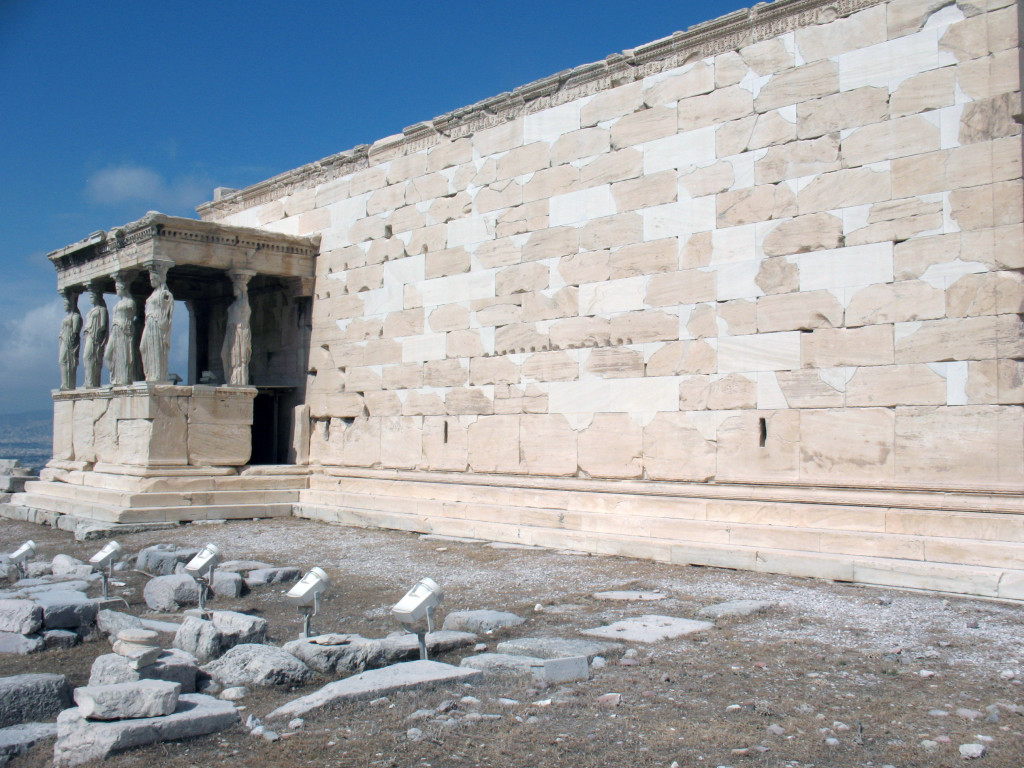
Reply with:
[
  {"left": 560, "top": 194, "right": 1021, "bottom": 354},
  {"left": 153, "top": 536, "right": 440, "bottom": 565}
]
[
  {"left": 11, "top": 492, "right": 294, "bottom": 524},
  {"left": 49, "top": 469, "right": 308, "bottom": 494},
  {"left": 21, "top": 480, "right": 300, "bottom": 509}
]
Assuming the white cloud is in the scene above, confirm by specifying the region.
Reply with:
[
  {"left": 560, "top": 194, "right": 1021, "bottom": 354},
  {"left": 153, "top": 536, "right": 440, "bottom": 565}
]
[
  {"left": 0, "top": 299, "right": 63, "bottom": 410},
  {"left": 85, "top": 164, "right": 211, "bottom": 211}
]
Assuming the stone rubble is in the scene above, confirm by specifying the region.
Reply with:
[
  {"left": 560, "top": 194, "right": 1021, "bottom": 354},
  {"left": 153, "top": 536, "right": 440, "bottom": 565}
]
[
  {"left": 0, "top": 674, "right": 72, "bottom": 728},
  {"left": 89, "top": 648, "right": 199, "bottom": 693},
  {"left": 72, "top": 680, "right": 181, "bottom": 721},
  {"left": 0, "top": 722, "right": 57, "bottom": 764},
  {"left": 441, "top": 609, "right": 525, "bottom": 633},
  {"left": 201, "top": 643, "right": 314, "bottom": 688}
]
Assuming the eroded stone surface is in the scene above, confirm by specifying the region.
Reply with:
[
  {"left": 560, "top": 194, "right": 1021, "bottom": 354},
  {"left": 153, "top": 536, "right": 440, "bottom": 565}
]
[{"left": 581, "top": 616, "right": 714, "bottom": 643}]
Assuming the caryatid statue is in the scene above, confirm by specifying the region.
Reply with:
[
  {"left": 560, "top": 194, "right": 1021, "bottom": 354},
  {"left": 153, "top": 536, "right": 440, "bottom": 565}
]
[
  {"left": 104, "top": 272, "right": 137, "bottom": 386},
  {"left": 81, "top": 282, "right": 108, "bottom": 388},
  {"left": 220, "top": 269, "right": 253, "bottom": 386},
  {"left": 57, "top": 288, "right": 82, "bottom": 390},
  {"left": 140, "top": 261, "right": 174, "bottom": 383}
]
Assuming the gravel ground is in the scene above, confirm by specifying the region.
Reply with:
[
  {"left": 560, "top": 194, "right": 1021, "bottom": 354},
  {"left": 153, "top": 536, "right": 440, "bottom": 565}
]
[{"left": 1, "top": 516, "right": 1022, "bottom": 767}]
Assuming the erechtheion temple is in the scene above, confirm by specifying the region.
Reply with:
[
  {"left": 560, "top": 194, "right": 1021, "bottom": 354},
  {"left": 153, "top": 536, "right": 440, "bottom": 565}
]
[{"left": 5, "top": 0, "right": 1022, "bottom": 600}]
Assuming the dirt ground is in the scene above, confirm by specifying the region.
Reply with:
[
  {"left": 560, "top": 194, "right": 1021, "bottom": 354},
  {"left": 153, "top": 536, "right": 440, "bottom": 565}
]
[{"left": 1, "top": 516, "right": 1022, "bottom": 768}]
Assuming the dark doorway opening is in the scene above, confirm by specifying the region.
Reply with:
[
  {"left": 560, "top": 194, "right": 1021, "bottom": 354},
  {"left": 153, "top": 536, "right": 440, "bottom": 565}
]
[{"left": 250, "top": 387, "right": 295, "bottom": 464}]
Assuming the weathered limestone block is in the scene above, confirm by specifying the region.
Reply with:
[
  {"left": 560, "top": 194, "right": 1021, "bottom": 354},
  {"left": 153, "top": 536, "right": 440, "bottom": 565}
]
[
  {"left": 577, "top": 414, "right": 642, "bottom": 479},
  {"left": 494, "top": 323, "right": 548, "bottom": 354},
  {"left": 756, "top": 290, "right": 843, "bottom": 333},
  {"left": 73, "top": 680, "right": 181, "bottom": 721},
  {"left": 427, "top": 138, "right": 472, "bottom": 172},
  {"left": 847, "top": 276, "right": 942, "bottom": 325},
  {"left": 802, "top": 325, "right": 894, "bottom": 367},
  {"left": 425, "top": 359, "right": 468, "bottom": 388},
  {"left": 757, "top": 135, "right": 841, "bottom": 185},
  {"left": 558, "top": 251, "right": 610, "bottom": 285},
  {"left": 0, "top": 600, "right": 43, "bottom": 636},
  {"left": 644, "top": 61, "right": 714, "bottom": 106},
  {"left": 519, "top": 415, "right": 577, "bottom": 476},
  {"left": 521, "top": 351, "right": 578, "bottom": 382},
  {"left": 428, "top": 304, "right": 470, "bottom": 332},
  {"left": 382, "top": 363, "right": 423, "bottom": 391},
  {"left": 678, "top": 375, "right": 711, "bottom": 409},
  {"left": 647, "top": 340, "right": 717, "bottom": 377},
  {"left": 797, "top": 86, "right": 889, "bottom": 139},
  {"left": 966, "top": 359, "right": 1024, "bottom": 405},
  {"left": 754, "top": 257, "right": 800, "bottom": 295},
  {"left": 643, "top": 412, "right": 716, "bottom": 482},
  {"left": 609, "top": 310, "right": 678, "bottom": 344},
  {"left": 795, "top": 4, "right": 885, "bottom": 61},
  {"left": 549, "top": 317, "right": 611, "bottom": 349},
  {"left": 580, "top": 212, "right": 642, "bottom": 252},
  {"left": 797, "top": 166, "right": 890, "bottom": 213},
  {"left": 707, "top": 374, "right": 757, "bottom": 410},
  {"left": 645, "top": 270, "right": 716, "bottom": 307},
  {"left": 381, "top": 416, "right": 423, "bottom": 469},
  {"left": 679, "top": 161, "right": 734, "bottom": 198},
  {"left": 474, "top": 119, "right": 524, "bottom": 156},
  {"left": 846, "top": 364, "right": 947, "bottom": 406},
  {"left": 776, "top": 369, "right": 845, "bottom": 408},
  {"left": 799, "top": 408, "right": 894, "bottom": 484},
  {"left": 522, "top": 166, "right": 579, "bottom": 205},
  {"left": 612, "top": 171, "right": 677, "bottom": 212},
  {"left": 716, "top": 411, "right": 800, "bottom": 483},
  {"left": 890, "top": 67, "right": 955, "bottom": 118},
  {"left": 521, "top": 287, "right": 578, "bottom": 322},
  {"left": 959, "top": 92, "right": 1021, "bottom": 145},
  {"left": 609, "top": 239, "right": 677, "bottom": 279},
  {"left": 761, "top": 213, "right": 843, "bottom": 257},
  {"left": 476, "top": 300, "right": 522, "bottom": 328},
  {"left": 496, "top": 263, "right": 549, "bottom": 296},
  {"left": 581, "top": 81, "right": 642, "bottom": 126},
  {"left": 469, "top": 356, "right": 520, "bottom": 386},
  {"left": 468, "top": 416, "right": 520, "bottom": 473},
  {"left": 447, "top": 329, "right": 485, "bottom": 359},
  {"left": 421, "top": 417, "right": 468, "bottom": 471},
  {"left": 610, "top": 106, "right": 676, "bottom": 148},
  {"left": 0, "top": 674, "right": 72, "bottom": 728},
  {"left": 678, "top": 86, "right": 753, "bottom": 132},
  {"left": 755, "top": 60, "right": 839, "bottom": 112},
  {"left": 841, "top": 115, "right": 940, "bottom": 167},
  {"left": 680, "top": 231, "right": 713, "bottom": 268},
  {"left": 716, "top": 185, "right": 778, "bottom": 228},
  {"left": 846, "top": 198, "right": 943, "bottom": 246},
  {"left": 718, "top": 299, "right": 758, "bottom": 335},
  {"left": 946, "top": 271, "right": 1024, "bottom": 317},
  {"left": 364, "top": 391, "right": 402, "bottom": 417},
  {"left": 88, "top": 650, "right": 198, "bottom": 693},
  {"left": 895, "top": 405, "right": 1023, "bottom": 486},
  {"left": 523, "top": 226, "right": 579, "bottom": 263},
  {"left": 895, "top": 316, "right": 1000, "bottom": 363},
  {"left": 584, "top": 348, "right": 644, "bottom": 378},
  {"left": 496, "top": 143, "right": 549, "bottom": 180},
  {"left": 748, "top": 109, "right": 798, "bottom": 150},
  {"left": 551, "top": 127, "right": 610, "bottom": 165},
  {"left": 580, "top": 150, "right": 643, "bottom": 189}
]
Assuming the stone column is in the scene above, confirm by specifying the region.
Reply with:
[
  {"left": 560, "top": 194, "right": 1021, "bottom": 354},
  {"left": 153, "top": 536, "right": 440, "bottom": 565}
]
[
  {"left": 57, "top": 288, "right": 82, "bottom": 391},
  {"left": 140, "top": 260, "right": 174, "bottom": 383},
  {"left": 220, "top": 269, "right": 254, "bottom": 386},
  {"left": 81, "top": 280, "right": 108, "bottom": 388},
  {"left": 105, "top": 272, "right": 138, "bottom": 387}
]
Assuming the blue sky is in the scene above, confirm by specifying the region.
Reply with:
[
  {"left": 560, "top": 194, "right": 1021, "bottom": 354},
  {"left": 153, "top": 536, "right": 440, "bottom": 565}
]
[{"left": 0, "top": 0, "right": 747, "bottom": 415}]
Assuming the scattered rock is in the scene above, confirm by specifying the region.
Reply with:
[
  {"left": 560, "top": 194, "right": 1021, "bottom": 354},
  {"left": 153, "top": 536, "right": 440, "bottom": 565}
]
[
  {"left": 219, "top": 686, "right": 248, "bottom": 701},
  {"left": 920, "top": 739, "right": 939, "bottom": 750},
  {"left": 51, "top": 555, "right": 91, "bottom": 579},
  {"left": 597, "top": 693, "right": 621, "bottom": 707},
  {"left": 52, "top": 694, "right": 238, "bottom": 767},
  {"left": 531, "top": 656, "right": 589, "bottom": 684},
  {"left": 88, "top": 649, "right": 199, "bottom": 693},
  {"left": 0, "top": 673, "right": 72, "bottom": 728},
  {"left": 288, "top": 717, "right": 304, "bottom": 730},
  {"left": 582, "top": 615, "right": 713, "bottom": 643},
  {"left": 0, "top": 600, "right": 42, "bottom": 635},
  {"left": 202, "top": 644, "right": 314, "bottom": 688},
  {"left": 460, "top": 653, "right": 543, "bottom": 676},
  {"left": 143, "top": 574, "right": 199, "bottom": 612},
  {"left": 0, "top": 632, "right": 44, "bottom": 655},
  {"left": 244, "top": 567, "right": 302, "bottom": 588},
  {"left": 442, "top": 610, "right": 525, "bottom": 634},
  {"left": 173, "top": 612, "right": 267, "bottom": 663},
  {"left": 73, "top": 680, "right": 181, "bottom": 721},
  {"left": 593, "top": 590, "right": 665, "bottom": 601},
  {"left": 217, "top": 560, "right": 273, "bottom": 575},
  {"left": 959, "top": 743, "right": 986, "bottom": 759},
  {"left": 265, "top": 661, "right": 482, "bottom": 722},
  {"left": 698, "top": 600, "right": 775, "bottom": 620},
  {"left": 407, "top": 727, "right": 424, "bottom": 742},
  {"left": 496, "top": 636, "right": 622, "bottom": 661},
  {"left": 957, "top": 708, "right": 983, "bottom": 720},
  {"left": 96, "top": 610, "right": 143, "bottom": 641},
  {"left": 0, "top": 722, "right": 58, "bottom": 763},
  {"left": 136, "top": 545, "right": 200, "bottom": 577},
  {"left": 43, "top": 629, "right": 80, "bottom": 650}
]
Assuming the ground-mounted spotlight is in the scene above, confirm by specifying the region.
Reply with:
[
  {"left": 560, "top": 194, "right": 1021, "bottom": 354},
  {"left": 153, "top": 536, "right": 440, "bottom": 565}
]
[
  {"left": 286, "top": 567, "right": 331, "bottom": 638},
  {"left": 391, "top": 577, "right": 443, "bottom": 660},
  {"left": 89, "top": 540, "right": 122, "bottom": 598},
  {"left": 184, "top": 544, "right": 221, "bottom": 611},
  {"left": 8, "top": 540, "right": 36, "bottom": 578}
]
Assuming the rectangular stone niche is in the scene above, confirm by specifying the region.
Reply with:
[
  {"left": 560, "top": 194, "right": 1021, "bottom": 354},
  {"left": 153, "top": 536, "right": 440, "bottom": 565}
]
[{"left": 52, "top": 384, "right": 256, "bottom": 469}]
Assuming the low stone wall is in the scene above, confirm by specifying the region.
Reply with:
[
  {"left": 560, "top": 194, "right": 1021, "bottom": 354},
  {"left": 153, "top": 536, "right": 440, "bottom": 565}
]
[{"left": 52, "top": 385, "right": 256, "bottom": 469}]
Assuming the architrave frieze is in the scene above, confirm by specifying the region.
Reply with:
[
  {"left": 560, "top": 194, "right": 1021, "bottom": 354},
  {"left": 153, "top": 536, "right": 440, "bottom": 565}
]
[
  {"left": 196, "top": 0, "right": 884, "bottom": 221},
  {"left": 49, "top": 212, "right": 319, "bottom": 291}
]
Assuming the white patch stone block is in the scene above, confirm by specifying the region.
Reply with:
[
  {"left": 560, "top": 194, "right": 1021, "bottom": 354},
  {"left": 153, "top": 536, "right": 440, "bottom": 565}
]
[
  {"left": 642, "top": 126, "right": 718, "bottom": 174},
  {"left": 549, "top": 185, "right": 616, "bottom": 227},
  {"left": 524, "top": 101, "right": 583, "bottom": 144},
  {"left": 711, "top": 224, "right": 757, "bottom": 265},
  {"left": 360, "top": 286, "right": 403, "bottom": 317},
  {"left": 548, "top": 378, "right": 679, "bottom": 415},
  {"left": 739, "top": 69, "right": 773, "bottom": 98},
  {"left": 718, "top": 332, "right": 801, "bottom": 373},
  {"left": 757, "top": 371, "right": 789, "bottom": 409},
  {"left": 401, "top": 334, "right": 448, "bottom": 364},
  {"left": 838, "top": 30, "right": 940, "bottom": 92},
  {"left": 928, "top": 361, "right": 969, "bottom": 405},
  {"left": 418, "top": 270, "right": 496, "bottom": 307},
  {"left": 797, "top": 242, "right": 893, "bottom": 292},
  {"left": 642, "top": 197, "right": 716, "bottom": 240},
  {"left": 383, "top": 254, "right": 426, "bottom": 286},
  {"left": 447, "top": 216, "right": 491, "bottom": 249},
  {"left": 917, "top": 259, "right": 987, "bottom": 290},
  {"left": 724, "top": 151, "right": 761, "bottom": 191},
  {"left": 582, "top": 615, "right": 713, "bottom": 642},
  {"left": 715, "top": 260, "right": 764, "bottom": 301},
  {"left": 579, "top": 276, "right": 646, "bottom": 314}
]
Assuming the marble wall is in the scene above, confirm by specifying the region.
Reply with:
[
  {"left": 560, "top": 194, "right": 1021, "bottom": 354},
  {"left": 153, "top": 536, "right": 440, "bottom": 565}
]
[{"left": 205, "top": 0, "right": 1023, "bottom": 492}]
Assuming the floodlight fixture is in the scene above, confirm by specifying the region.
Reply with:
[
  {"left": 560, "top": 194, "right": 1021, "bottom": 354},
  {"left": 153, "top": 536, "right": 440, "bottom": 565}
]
[
  {"left": 89, "top": 540, "right": 122, "bottom": 598},
  {"left": 9, "top": 540, "right": 36, "bottom": 577},
  {"left": 184, "top": 544, "right": 221, "bottom": 610},
  {"left": 391, "top": 577, "right": 443, "bottom": 660},
  {"left": 286, "top": 567, "right": 331, "bottom": 638}
]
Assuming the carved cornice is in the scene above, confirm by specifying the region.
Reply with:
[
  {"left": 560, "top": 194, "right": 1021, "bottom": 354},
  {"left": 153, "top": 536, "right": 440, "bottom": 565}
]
[
  {"left": 197, "top": 0, "right": 883, "bottom": 220},
  {"left": 48, "top": 212, "right": 320, "bottom": 290}
]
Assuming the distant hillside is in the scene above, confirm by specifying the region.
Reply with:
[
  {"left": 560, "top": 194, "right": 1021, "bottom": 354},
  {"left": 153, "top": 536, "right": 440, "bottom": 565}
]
[{"left": 0, "top": 408, "right": 52, "bottom": 471}]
